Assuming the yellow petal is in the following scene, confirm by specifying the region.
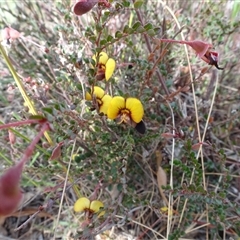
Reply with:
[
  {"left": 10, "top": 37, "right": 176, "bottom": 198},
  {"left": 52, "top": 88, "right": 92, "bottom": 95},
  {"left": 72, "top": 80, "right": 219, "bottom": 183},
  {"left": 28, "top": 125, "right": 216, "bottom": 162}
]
[
  {"left": 72, "top": 153, "right": 78, "bottom": 160},
  {"left": 160, "top": 206, "right": 173, "bottom": 216},
  {"left": 93, "top": 52, "right": 109, "bottom": 66},
  {"left": 93, "top": 86, "right": 105, "bottom": 99},
  {"left": 74, "top": 197, "right": 90, "bottom": 212},
  {"left": 85, "top": 91, "right": 92, "bottom": 100},
  {"left": 99, "top": 94, "right": 112, "bottom": 114},
  {"left": 126, "top": 98, "right": 144, "bottom": 123},
  {"left": 107, "top": 96, "right": 125, "bottom": 120},
  {"left": 98, "top": 52, "right": 109, "bottom": 65},
  {"left": 90, "top": 200, "right": 105, "bottom": 216},
  {"left": 105, "top": 58, "right": 116, "bottom": 81}
]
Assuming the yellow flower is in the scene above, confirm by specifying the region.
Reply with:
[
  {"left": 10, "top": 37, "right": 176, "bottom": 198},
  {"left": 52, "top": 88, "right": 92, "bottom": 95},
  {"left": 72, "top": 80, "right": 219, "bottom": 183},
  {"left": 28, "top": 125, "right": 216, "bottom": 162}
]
[
  {"left": 92, "top": 51, "right": 116, "bottom": 81},
  {"left": 160, "top": 206, "right": 178, "bottom": 216},
  {"left": 85, "top": 86, "right": 112, "bottom": 115},
  {"left": 72, "top": 153, "right": 79, "bottom": 160},
  {"left": 74, "top": 197, "right": 105, "bottom": 217},
  {"left": 107, "top": 96, "right": 144, "bottom": 125},
  {"left": 160, "top": 206, "right": 172, "bottom": 215}
]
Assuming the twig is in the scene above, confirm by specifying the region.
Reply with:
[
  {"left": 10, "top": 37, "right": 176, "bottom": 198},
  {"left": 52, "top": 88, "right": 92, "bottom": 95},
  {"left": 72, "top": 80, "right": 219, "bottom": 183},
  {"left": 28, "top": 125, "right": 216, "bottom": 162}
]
[
  {"left": 136, "top": 218, "right": 162, "bottom": 240},
  {"left": 14, "top": 205, "right": 46, "bottom": 231},
  {"left": 21, "top": 121, "right": 50, "bottom": 164},
  {"left": 133, "top": 1, "right": 169, "bottom": 97},
  {"left": 0, "top": 118, "right": 46, "bottom": 130},
  {"left": 53, "top": 138, "right": 77, "bottom": 240}
]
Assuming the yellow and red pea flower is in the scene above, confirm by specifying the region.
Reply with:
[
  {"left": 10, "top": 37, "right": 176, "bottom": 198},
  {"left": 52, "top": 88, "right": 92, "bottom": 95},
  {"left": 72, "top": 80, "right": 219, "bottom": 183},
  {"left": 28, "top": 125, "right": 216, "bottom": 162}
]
[
  {"left": 85, "top": 86, "right": 112, "bottom": 115},
  {"left": 107, "top": 96, "right": 146, "bottom": 134},
  {"left": 74, "top": 197, "right": 105, "bottom": 217},
  {"left": 92, "top": 51, "right": 116, "bottom": 81}
]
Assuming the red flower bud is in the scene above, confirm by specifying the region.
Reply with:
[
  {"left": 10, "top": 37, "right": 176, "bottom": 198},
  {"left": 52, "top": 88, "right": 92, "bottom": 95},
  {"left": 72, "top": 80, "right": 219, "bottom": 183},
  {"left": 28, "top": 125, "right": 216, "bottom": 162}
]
[
  {"left": 160, "top": 39, "right": 223, "bottom": 70},
  {"left": 0, "top": 160, "right": 24, "bottom": 216},
  {"left": 49, "top": 142, "right": 64, "bottom": 160},
  {"left": 73, "top": 0, "right": 97, "bottom": 16}
]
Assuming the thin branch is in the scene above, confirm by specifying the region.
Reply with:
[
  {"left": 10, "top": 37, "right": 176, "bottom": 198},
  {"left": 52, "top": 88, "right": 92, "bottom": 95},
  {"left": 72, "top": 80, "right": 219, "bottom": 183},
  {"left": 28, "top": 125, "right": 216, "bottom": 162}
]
[
  {"left": 133, "top": 2, "right": 169, "bottom": 96},
  {"left": 53, "top": 138, "right": 77, "bottom": 240},
  {"left": 0, "top": 119, "right": 46, "bottom": 130}
]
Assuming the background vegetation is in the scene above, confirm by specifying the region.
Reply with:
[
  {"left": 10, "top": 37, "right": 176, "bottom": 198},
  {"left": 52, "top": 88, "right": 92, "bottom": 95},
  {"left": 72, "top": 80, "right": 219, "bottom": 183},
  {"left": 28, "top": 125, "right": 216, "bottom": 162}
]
[{"left": 0, "top": 0, "right": 240, "bottom": 239}]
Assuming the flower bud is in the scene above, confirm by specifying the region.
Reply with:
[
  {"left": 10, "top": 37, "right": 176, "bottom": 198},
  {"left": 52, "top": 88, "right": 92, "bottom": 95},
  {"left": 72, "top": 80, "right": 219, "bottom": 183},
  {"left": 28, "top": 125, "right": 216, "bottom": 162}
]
[{"left": 73, "top": 0, "right": 97, "bottom": 16}]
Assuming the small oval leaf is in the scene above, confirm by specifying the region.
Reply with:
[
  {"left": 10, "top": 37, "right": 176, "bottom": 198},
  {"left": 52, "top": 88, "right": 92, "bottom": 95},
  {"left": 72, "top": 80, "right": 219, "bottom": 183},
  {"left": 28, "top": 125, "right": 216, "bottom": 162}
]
[
  {"left": 144, "top": 23, "right": 153, "bottom": 30},
  {"left": 134, "top": 0, "right": 144, "bottom": 8},
  {"left": 115, "top": 31, "right": 123, "bottom": 38},
  {"left": 107, "top": 35, "right": 114, "bottom": 42},
  {"left": 132, "top": 21, "right": 141, "bottom": 30}
]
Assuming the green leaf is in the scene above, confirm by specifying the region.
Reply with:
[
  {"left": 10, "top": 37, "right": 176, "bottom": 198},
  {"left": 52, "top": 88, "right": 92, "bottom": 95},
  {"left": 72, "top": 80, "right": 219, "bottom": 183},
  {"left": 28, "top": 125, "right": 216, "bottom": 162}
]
[
  {"left": 123, "top": 25, "right": 134, "bottom": 34},
  {"left": 89, "top": 35, "right": 96, "bottom": 42},
  {"left": 123, "top": 25, "right": 130, "bottom": 33},
  {"left": 96, "top": 23, "right": 103, "bottom": 32},
  {"left": 231, "top": 2, "right": 240, "bottom": 21},
  {"left": 102, "top": 11, "right": 110, "bottom": 22},
  {"left": 117, "top": 183, "right": 123, "bottom": 191},
  {"left": 89, "top": 68, "right": 95, "bottom": 76},
  {"left": 115, "top": 3, "right": 123, "bottom": 9},
  {"left": 132, "top": 21, "right": 141, "bottom": 30},
  {"left": 95, "top": 47, "right": 102, "bottom": 53},
  {"left": 115, "top": 31, "right": 123, "bottom": 38},
  {"left": 42, "top": 107, "right": 53, "bottom": 114},
  {"left": 76, "top": 83, "right": 83, "bottom": 91},
  {"left": 173, "top": 159, "right": 181, "bottom": 166},
  {"left": 107, "top": 35, "right": 114, "bottom": 42},
  {"left": 134, "top": 0, "right": 144, "bottom": 8},
  {"left": 147, "top": 29, "right": 155, "bottom": 36},
  {"left": 85, "top": 27, "right": 94, "bottom": 37},
  {"left": 128, "top": 28, "right": 134, "bottom": 34},
  {"left": 100, "top": 39, "right": 107, "bottom": 46},
  {"left": 136, "top": 26, "right": 145, "bottom": 33},
  {"left": 144, "top": 23, "right": 153, "bottom": 30},
  {"left": 122, "top": 0, "right": 130, "bottom": 7}
]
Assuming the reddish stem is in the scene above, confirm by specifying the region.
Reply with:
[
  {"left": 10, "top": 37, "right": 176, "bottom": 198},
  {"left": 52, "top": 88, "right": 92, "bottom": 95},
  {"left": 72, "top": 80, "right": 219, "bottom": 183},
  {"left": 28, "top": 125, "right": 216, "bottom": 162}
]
[
  {"left": 0, "top": 118, "right": 47, "bottom": 130},
  {"left": 21, "top": 122, "right": 50, "bottom": 164},
  {"left": 134, "top": 5, "right": 169, "bottom": 96},
  {"left": 160, "top": 39, "right": 211, "bottom": 58},
  {"left": 161, "top": 39, "right": 192, "bottom": 45},
  {"left": 89, "top": 179, "right": 103, "bottom": 201}
]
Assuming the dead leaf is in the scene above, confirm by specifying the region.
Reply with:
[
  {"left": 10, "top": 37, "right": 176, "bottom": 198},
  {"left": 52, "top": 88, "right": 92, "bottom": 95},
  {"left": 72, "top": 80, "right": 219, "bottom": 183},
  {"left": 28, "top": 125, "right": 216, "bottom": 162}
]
[
  {"left": 156, "top": 150, "right": 168, "bottom": 205},
  {"left": 157, "top": 165, "right": 167, "bottom": 187},
  {"left": 49, "top": 141, "right": 64, "bottom": 160}
]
